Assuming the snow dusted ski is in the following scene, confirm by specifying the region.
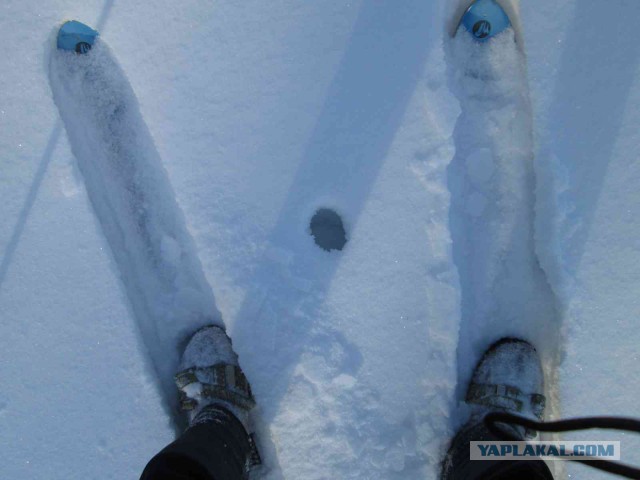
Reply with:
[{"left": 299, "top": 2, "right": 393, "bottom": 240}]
[
  {"left": 50, "top": 21, "right": 224, "bottom": 426},
  {"left": 446, "top": 0, "right": 560, "bottom": 405}
]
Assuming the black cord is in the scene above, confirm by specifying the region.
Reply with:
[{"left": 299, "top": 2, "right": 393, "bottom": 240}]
[{"left": 484, "top": 412, "right": 640, "bottom": 479}]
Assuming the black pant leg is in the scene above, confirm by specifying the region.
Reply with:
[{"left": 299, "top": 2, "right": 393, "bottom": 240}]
[
  {"left": 443, "top": 422, "right": 554, "bottom": 480},
  {"left": 140, "top": 407, "right": 252, "bottom": 480}
]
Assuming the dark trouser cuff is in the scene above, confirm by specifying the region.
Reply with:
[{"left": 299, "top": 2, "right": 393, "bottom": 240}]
[
  {"left": 442, "top": 420, "right": 554, "bottom": 480},
  {"left": 140, "top": 406, "right": 252, "bottom": 480}
]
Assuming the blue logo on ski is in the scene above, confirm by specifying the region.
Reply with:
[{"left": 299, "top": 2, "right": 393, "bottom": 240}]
[
  {"left": 459, "top": 0, "right": 510, "bottom": 41},
  {"left": 57, "top": 20, "right": 99, "bottom": 54}
]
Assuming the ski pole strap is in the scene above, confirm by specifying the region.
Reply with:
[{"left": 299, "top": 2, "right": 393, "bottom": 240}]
[
  {"left": 175, "top": 364, "right": 256, "bottom": 411},
  {"left": 484, "top": 411, "right": 640, "bottom": 479}
]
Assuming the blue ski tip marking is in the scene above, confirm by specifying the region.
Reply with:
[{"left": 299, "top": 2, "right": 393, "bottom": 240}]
[
  {"left": 460, "top": 0, "right": 511, "bottom": 41},
  {"left": 57, "top": 20, "right": 99, "bottom": 54}
]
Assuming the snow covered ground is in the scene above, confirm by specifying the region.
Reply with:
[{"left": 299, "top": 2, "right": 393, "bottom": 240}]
[{"left": 1, "top": 0, "right": 639, "bottom": 479}]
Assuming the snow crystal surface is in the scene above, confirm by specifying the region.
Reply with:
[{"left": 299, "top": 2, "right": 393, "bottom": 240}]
[{"left": 0, "top": 0, "right": 639, "bottom": 479}]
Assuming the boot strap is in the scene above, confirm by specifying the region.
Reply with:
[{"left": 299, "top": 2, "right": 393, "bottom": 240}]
[
  {"left": 175, "top": 364, "right": 256, "bottom": 411},
  {"left": 467, "top": 382, "right": 545, "bottom": 420}
]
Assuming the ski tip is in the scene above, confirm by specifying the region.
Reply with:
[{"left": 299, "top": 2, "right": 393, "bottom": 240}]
[
  {"left": 57, "top": 20, "right": 99, "bottom": 54},
  {"left": 458, "top": 0, "right": 511, "bottom": 41}
]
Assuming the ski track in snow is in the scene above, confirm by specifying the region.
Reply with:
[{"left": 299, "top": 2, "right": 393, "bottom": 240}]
[
  {"left": 49, "top": 40, "right": 222, "bottom": 427},
  {"left": 444, "top": 6, "right": 562, "bottom": 430}
]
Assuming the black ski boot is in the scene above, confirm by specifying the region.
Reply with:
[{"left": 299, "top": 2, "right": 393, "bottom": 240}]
[
  {"left": 441, "top": 338, "right": 553, "bottom": 480},
  {"left": 141, "top": 325, "right": 260, "bottom": 480}
]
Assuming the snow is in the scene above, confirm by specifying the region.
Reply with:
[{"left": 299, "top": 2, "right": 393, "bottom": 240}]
[{"left": 0, "top": 0, "right": 638, "bottom": 479}]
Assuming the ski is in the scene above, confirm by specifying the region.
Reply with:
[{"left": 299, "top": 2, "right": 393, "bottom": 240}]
[
  {"left": 446, "top": 0, "right": 560, "bottom": 399},
  {"left": 50, "top": 21, "right": 224, "bottom": 426}
]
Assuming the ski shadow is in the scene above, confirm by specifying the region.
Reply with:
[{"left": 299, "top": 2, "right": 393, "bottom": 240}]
[
  {"left": 542, "top": 1, "right": 640, "bottom": 282},
  {"left": 0, "top": 123, "right": 62, "bottom": 292},
  {"left": 228, "top": 0, "right": 437, "bottom": 471}
]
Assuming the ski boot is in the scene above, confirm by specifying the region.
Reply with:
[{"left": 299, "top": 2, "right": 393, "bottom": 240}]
[
  {"left": 176, "top": 325, "right": 261, "bottom": 472},
  {"left": 441, "top": 338, "right": 553, "bottom": 480}
]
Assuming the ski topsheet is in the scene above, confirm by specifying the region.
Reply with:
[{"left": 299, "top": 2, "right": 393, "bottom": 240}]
[
  {"left": 447, "top": 1, "right": 560, "bottom": 400},
  {"left": 49, "top": 21, "right": 223, "bottom": 423}
]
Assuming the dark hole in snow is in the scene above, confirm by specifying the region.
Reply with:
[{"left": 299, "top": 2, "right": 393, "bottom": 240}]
[{"left": 310, "top": 208, "right": 347, "bottom": 252}]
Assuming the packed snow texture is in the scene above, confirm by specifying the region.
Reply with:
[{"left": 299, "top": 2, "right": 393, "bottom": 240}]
[{"left": 0, "top": 0, "right": 638, "bottom": 479}]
